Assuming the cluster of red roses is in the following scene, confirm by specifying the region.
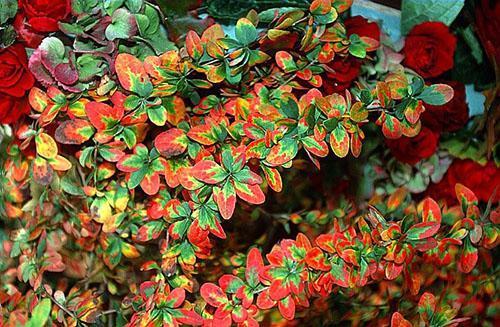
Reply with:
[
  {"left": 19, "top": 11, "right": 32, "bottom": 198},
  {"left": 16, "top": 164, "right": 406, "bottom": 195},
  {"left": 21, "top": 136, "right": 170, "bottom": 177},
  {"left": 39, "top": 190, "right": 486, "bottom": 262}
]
[
  {"left": 0, "top": 0, "right": 70, "bottom": 123},
  {"left": 387, "top": 22, "right": 468, "bottom": 166},
  {"left": 389, "top": 21, "right": 498, "bottom": 204}
]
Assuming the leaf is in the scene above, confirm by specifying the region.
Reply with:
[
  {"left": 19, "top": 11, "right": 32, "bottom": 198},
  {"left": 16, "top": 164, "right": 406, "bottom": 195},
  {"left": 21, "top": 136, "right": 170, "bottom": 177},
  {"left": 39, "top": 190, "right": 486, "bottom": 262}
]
[
  {"left": 417, "top": 292, "right": 436, "bottom": 322},
  {"left": 458, "top": 239, "right": 478, "bottom": 273},
  {"left": 381, "top": 114, "right": 403, "bottom": 139},
  {"left": 266, "top": 137, "right": 298, "bottom": 166},
  {"left": 200, "top": 283, "right": 228, "bottom": 307},
  {"left": 455, "top": 183, "right": 478, "bottom": 212},
  {"left": 165, "top": 287, "right": 186, "bottom": 308},
  {"left": 305, "top": 247, "right": 330, "bottom": 271},
  {"left": 234, "top": 180, "right": 265, "bottom": 205},
  {"left": 35, "top": 133, "right": 58, "bottom": 159},
  {"left": 117, "top": 154, "right": 145, "bottom": 173},
  {"left": 278, "top": 295, "right": 296, "bottom": 320},
  {"left": 302, "top": 136, "right": 329, "bottom": 157},
  {"left": 235, "top": 18, "right": 258, "bottom": 46},
  {"left": 147, "top": 106, "right": 168, "bottom": 126},
  {"left": 214, "top": 182, "right": 237, "bottom": 219},
  {"left": 0, "top": 0, "right": 17, "bottom": 25},
  {"left": 401, "top": 0, "right": 464, "bottom": 35},
  {"left": 186, "top": 30, "right": 204, "bottom": 60},
  {"left": 246, "top": 247, "right": 264, "bottom": 287},
  {"left": 310, "top": 0, "right": 331, "bottom": 15},
  {"left": 187, "top": 124, "right": 218, "bottom": 145},
  {"left": 417, "top": 84, "right": 454, "bottom": 105},
  {"left": 329, "top": 125, "right": 349, "bottom": 158},
  {"left": 29, "top": 87, "right": 51, "bottom": 113},
  {"left": 140, "top": 169, "right": 160, "bottom": 195},
  {"left": 85, "top": 102, "right": 123, "bottom": 131},
  {"left": 105, "top": 8, "right": 138, "bottom": 40},
  {"left": 262, "top": 165, "right": 282, "bottom": 192},
  {"left": 154, "top": 129, "right": 189, "bottom": 158},
  {"left": 192, "top": 161, "right": 228, "bottom": 184},
  {"left": 421, "top": 198, "right": 441, "bottom": 223},
  {"left": 349, "top": 34, "right": 367, "bottom": 59},
  {"left": 26, "top": 298, "right": 51, "bottom": 327},
  {"left": 391, "top": 312, "right": 412, "bottom": 327},
  {"left": 49, "top": 155, "right": 72, "bottom": 171},
  {"left": 219, "top": 275, "right": 244, "bottom": 293},
  {"left": 115, "top": 53, "right": 152, "bottom": 95},
  {"left": 275, "top": 51, "right": 297, "bottom": 73},
  {"left": 136, "top": 220, "right": 165, "bottom": 242},
  {"left": 55, "top": 119, "right": 95, "bottom": 144},
  {"left": 406, "top": 221, "right": 439, "bottom": 240}
]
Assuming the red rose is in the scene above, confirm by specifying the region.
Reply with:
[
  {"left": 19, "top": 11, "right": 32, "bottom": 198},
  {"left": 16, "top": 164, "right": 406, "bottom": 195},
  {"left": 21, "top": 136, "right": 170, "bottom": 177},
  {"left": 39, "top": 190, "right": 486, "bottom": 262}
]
[
  {"left": 323, "top": 58, "right": 361, "bottom": 94},
  {"left": 0, "top": 95, "right": 30, "bottom": 124},
  {"left": 0, "top": 44, "right": 34, "bottom": 124},
  {"left": 13, "top": 14, "right": 46, "bottom": 49},
  {"left": 403, "top": 22, "right": 456, "bottom": 78},
  {"left": 421, "top": 81, "right": 469, "bottom": 132},
  {"left": 427, "top": 160, "right": 500, "bottom": 204},
  {"left": 18, "top": 0, "right": 71, "bottom": 33},
  {"left": 386, "top": 126, "right": 439, "bottom": 165},
  {"left": 345, "top": 15, "right": 381, "bottom": 41}
]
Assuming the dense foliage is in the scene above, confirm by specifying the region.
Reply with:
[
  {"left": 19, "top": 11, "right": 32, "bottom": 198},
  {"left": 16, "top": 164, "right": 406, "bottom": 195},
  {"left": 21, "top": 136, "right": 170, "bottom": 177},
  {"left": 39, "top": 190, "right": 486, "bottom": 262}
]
[{"left": 0, "top": 0, "right": 498, "bottom": 326}]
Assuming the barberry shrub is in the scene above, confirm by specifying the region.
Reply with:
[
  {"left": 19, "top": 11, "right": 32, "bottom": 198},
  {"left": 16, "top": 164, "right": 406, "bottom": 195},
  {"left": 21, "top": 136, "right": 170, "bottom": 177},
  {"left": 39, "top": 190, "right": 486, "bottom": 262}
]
[{"left": 0, "top": 0, "right": 498, "bottom": 326}]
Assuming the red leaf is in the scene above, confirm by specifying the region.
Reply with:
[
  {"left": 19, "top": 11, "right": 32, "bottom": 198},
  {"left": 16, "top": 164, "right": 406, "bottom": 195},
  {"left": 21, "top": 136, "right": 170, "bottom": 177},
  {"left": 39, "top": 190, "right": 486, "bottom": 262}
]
[
  {"left": 115, "top": 53, "right": 150, "bottom": 93},
  {"left": 391, "top": 312, "right": 412, "bottom": 327},
  {"left": 200, "top": 283, "right": 228, "bottom": 307},
  {"left": 192, "top": 160, "right": 227, "bottom": 184},
  {"left": 140, "top": 170, "right": 160, "bottom": 195},
  {"left": 214, "top": 182, "right": 237, "bottom": 219},
  {"left": 186, "top": 30, "right": 203, "bottom": 59},
  {"left": 256, "top": 290, "right": 276, "bottom": 309},
  {"left": 85, "top": 102, "right": 123, "bottom": 131},
  {"left": 55, "top": 119, "right": 95, "bottom": 144},
  {"left": 166, "top": 287, "right": 185, "bottom": 308},
  {"left": 418, "top": 292, "right": 436, "bottom": 322},
  {"left": 421, "top": 198, "right": 441, "bottom": 224},
  {"left": 154, "top": 128, "right": 189, "bottom": 158},
  {"left": 234, "top": 181, "right": 265, "bottom": 205},
  {"left": 278, "top": 295, "right": 296, "bottom": 320},
  {"left": 305, "top": 247, "right": 330, "bottom": 271}
]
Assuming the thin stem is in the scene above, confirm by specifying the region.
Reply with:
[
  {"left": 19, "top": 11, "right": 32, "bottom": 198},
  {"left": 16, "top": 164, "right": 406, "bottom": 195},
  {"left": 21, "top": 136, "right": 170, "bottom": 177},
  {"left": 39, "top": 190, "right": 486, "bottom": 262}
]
[{"left": 43, "top": 287, "right": 77, "bottom": 320}]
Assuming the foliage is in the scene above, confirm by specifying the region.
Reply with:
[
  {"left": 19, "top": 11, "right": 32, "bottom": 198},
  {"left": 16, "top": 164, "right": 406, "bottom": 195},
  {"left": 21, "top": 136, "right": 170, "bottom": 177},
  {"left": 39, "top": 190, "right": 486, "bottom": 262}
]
[{"left": 0, "top": 0, "right": 498, "bottom": 326}]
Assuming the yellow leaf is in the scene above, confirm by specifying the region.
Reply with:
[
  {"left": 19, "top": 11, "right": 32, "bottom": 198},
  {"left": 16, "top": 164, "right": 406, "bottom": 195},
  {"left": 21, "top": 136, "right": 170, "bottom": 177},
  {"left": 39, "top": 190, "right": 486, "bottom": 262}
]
[{"left": 35, "top": 133, "right": 58, "bottom": 159}]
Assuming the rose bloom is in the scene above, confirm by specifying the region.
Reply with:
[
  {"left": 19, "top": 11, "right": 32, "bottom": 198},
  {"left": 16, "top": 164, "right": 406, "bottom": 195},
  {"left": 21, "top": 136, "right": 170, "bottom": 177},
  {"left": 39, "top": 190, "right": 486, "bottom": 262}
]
[
  {"left": 323, "top": 16, "right": 380, "bottom": 94},
  {"left": 403, "top": 22, "right": 456, "bottom": 78},
  {"left": 0, "top": 44, "right": 35, "bottom": 124},
  {"left": 421, "top": 81, "right": 469, "bottom": 132},
  {"left": 427, "top": 160, "right": 500, "bottom": 204},
  {"left": 344, "top": 16, "right": 381, "bottom": 42},
  {"left": 19, "top": 0, "right": 70, "bottom": 32},
  {"left": 386, "top": 126, "right": 439, "bottom": 165}
]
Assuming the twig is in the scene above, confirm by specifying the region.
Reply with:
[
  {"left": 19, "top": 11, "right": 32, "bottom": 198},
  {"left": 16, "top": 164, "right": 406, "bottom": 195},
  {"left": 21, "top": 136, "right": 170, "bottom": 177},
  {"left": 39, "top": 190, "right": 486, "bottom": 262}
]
[{"left": 43, "top": 288, "right": 77, "bottom": 320}]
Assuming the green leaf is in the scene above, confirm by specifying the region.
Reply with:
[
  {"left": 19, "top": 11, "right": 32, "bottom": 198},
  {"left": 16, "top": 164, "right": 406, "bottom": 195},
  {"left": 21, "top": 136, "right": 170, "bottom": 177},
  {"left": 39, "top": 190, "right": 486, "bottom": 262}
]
[
  {"left": 417, "top": 84, "right": 454, "bottom": 105},
  {"left": 401, "top": 0, "right": 464, "bottom": 35},
  {"left": 106, "top": 8, "right": 138, "bottom": 41},
  {"left": 26, "top": 298, "right": 51, "bottom": 327},
  {"left": 126, "top": 0, "right": 143, "bottom": 12},
  {"left": 235, "top": 18, "right": 258, "bottom": 46},
  {"left": 71, "top": 0, "right": 99, "bottom": 15},
  {"left": 460, "top": 26, "right": 483, "bottom": 65},
  {"left": 348, "top": 34, "right": 367, "bottom": 59},
  {"left": 0, "top": 0, "right": 17, "bottom": 24},
  {"left": 147, "top": 106, "right": 168, "bottom": 126}
]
